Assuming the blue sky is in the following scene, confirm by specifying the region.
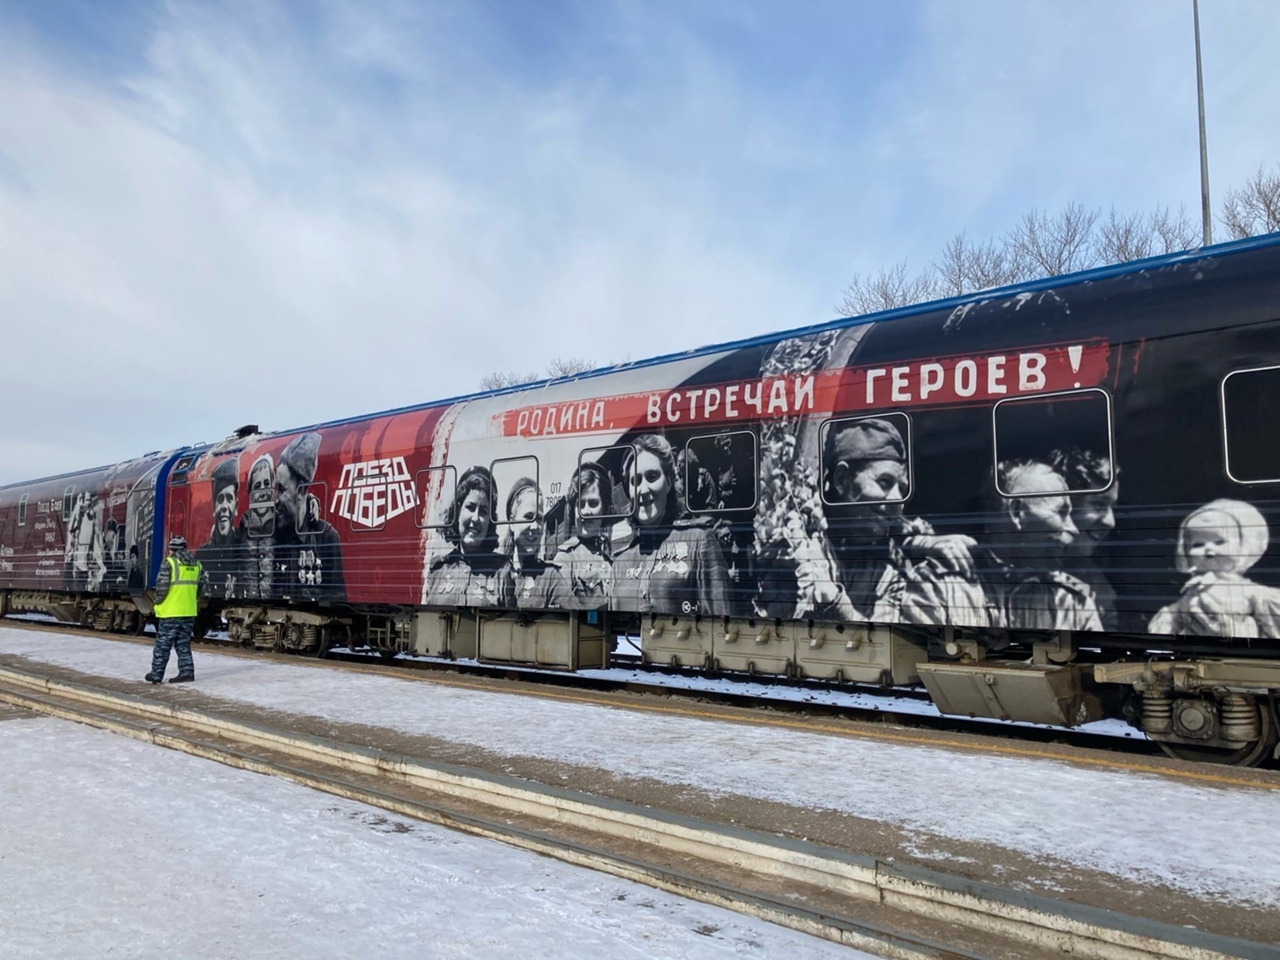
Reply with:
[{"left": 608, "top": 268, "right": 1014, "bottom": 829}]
[{"left": 2, "top": 0, "right": 1279, "bottom": 483}]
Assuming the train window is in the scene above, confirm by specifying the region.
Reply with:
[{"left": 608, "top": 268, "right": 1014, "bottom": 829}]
[
  {"left": 684, "top": 432, "right": 759, "bottom": 513},
  {"left": 490, "top": 456, "right": 541, "bottom": 524},
  {"left": 62, "top": 486, "right": 75, "bottom": 521},
  {"left": 820, "top": 413, "right": 912, "bottom": 506},
  {"left": 574, "top": 446, "right": 635, "bottom": 520},
  {"left": 993, "top": 389, "right": 1113, "bottom": 496},
  {"left": 414, "top": 466, "right": 457, "bottom": 530},
  {"left": 1222, "top": 366, "right": 1280, "bottom": 484},
  {"left": 244, "top": 460, "right": 276, "bottom": 538},
  {"left": 292, "top": 482, "right": 326, "bottom": 535},
  {"left": 18, "top": 494, "right": 28, "bottom": 526},
  {"left": 170, "top": 457, "right": 193, "bottom": 485}
]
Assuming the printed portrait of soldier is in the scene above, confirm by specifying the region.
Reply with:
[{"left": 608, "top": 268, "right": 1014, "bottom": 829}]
[
  {"left": 126, "top": 543, "right": 144, "bottom": 591},
  {"left": 794, "top": 417, "right": 976, "bottom": 624},
  {"left": 64, "top": 491, "right": 106, "bottom": 592},
  {"left": 103, "top": 518, "right": 126, "bottom": 589},
  {"left": 272, "top": 432, "right": 346, "bottom": 601},
  {"left": 898, "top": 458, "right": 1103, "bottom": 632},
  {"left": 196, "top": 456, "right": 244, "bottom": 599},
  {"left": 239, "top": 452, "right": 276, "bottom": 600}
]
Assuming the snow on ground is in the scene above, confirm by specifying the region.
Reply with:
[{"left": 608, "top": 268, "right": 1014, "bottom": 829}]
[
  {"left": 0, "top": 715, "right": 877, "bottom": 960},
  {"left": 2, "top": 627, "right": 1278, "bottom": 911}
]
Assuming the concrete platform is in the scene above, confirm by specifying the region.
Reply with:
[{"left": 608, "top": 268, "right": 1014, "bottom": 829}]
[{"left": 1, "top": 624, "right": 1277, "bottom": 952}]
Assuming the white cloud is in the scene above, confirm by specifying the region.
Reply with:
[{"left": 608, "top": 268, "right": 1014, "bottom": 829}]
[{"left": 1, "top": 0, "right": 1278, "bottom": 484}]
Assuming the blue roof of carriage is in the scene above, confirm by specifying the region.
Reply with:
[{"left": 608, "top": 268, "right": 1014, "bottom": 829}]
[{"left": 228, "top": 228, "right": 1280, "bottom": 441}]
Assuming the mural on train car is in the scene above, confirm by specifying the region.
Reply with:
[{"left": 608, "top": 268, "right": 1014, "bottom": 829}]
[
  {"left": 409, "top": 327, "right": 1126, "bottom": 629},
  {"left": 178, "top": 405, "right": 452, "bottom": 607},
  {"left": 407, "top": 304, "right": 1280, "bottom": 643},
  {"left": 155, "top": 264, "right": 1280, "bottom": 646},
  {"left": 184, "top": 433, "right": 348, "bottom": 603}
]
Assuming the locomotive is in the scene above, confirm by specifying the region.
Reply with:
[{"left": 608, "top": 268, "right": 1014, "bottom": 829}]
[{"left": 4, "top": 233, "right": 1280, "bottom": 766}]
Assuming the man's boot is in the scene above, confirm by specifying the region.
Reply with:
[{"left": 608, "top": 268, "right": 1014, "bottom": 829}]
[
  {"left": 144, "top": 673, "right": 162, "bottom": 684},
  {"left": 169, "top": 674, "right": 195, "bottom": 684}
]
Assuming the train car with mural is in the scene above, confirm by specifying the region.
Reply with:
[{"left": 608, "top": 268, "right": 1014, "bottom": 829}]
[{"left": 3, "top": 233, "right": 1280, "bottom": 765}]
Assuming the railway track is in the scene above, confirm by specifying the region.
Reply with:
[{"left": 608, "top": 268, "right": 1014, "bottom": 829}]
[
  {"left": 15, "top": 614, "right": 1280, "bottom": 776},
  {"left": 0, "top": 662, "right": 1268, "bottom": 960},
  {"left": 0, "top": 615, "right": 1202, "bottom": 767}
]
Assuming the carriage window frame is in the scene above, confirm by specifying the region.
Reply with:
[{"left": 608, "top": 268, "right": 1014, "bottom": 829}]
[
  {"left": 682, "top": 430, "right": 760, "bottom": 514},
  {"left": 17, "top": 494, "right": 28, "bottom": 526},
  {"left": 489, "top": 456, "right": 541, "bottom": 524},
  {"left": 170, "top": 456, "right": 194, "bottom": 485},
  {"left": 339, "top": 464, "right": 391, "bottom": 534},
  {"left": 414, "top": 465, "right": 457, "bottom": 530},
  {"left": 819, "top": 412, "right": 915, "bottom": 507},
  {"left": 1221, "top": 365, "right": 1280, "bottom": 485},
  {"left": 992, "top": 387, "right": 1115, "bottom": 497},
  {"left": 243, "top": 484, "right": 276, "bottom": 538},
  {"left": 62, "top": 486, "right": 75, "bottom": 521},
  {"left": 576, "top": 445, "right": 636, "bottom": 520},
  {"left": 295, "top": 481, "right": 327, "bottom": 536}
]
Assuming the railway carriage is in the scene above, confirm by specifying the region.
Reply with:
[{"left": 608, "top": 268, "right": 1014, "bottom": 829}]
[{"left": 4, "top": 233, "right": 1280, "bottom": 765}]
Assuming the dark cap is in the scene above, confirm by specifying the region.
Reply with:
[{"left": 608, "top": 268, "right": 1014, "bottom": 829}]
[
  {"left": 827, "top": 418, "right": 905, "bottom": 465},
  {"left": 211, "top": 456, "right": 240, "bottom": 496},
  {"left": 279, "top": 432, "right": 321, "bottom": 484}
]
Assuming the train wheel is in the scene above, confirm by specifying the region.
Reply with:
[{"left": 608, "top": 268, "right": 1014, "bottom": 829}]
[
  {"left": 1157, "top": 696, "right": 1278, "bottom": 767},
  {"left": 311, "top": 629, "right": 332, "bottom": 660}
]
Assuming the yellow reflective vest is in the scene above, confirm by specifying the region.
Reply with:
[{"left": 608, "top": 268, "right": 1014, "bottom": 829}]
[{"left": 155, "top": 556, "right": 201, "bottom": 619}]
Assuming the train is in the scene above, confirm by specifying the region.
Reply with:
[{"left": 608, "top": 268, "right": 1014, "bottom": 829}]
[{"left": 4, "top": 233, "right": 1280, "bottom": 766}]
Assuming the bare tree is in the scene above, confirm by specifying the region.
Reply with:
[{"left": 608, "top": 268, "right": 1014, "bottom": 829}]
[
  {"left": 545, "top": 357, "right": 596, "bottom": 379},
  {"left": 1149, "top": 204, "right": 1200, "bottom": 254},
  {"left": 933, "top": 232, "right": 1027, "bottom": 297},
  {"left": 835, "top": 166, "right": 1272, "bottom": 317},
  {"left": 1220, "top": 164, "right": 1280, "bottom": 239},
  {"left": 1006, "top": 203, "right": 1100, "bottom": 277},
  {"left": 1096, "top": 208, "right": 1154, "bottom": 264},
  {"left": 836, "top": 260, "right": 938, "bottom": 317},
  {"left": 1097, "top": 205, "right": 1199, "bottom": 264},
  {"left": 481, "top": 357, "right": 597, "bottom": 390},
  {"left": 479, "top": 370, "right": 540, "bottom": 391}
]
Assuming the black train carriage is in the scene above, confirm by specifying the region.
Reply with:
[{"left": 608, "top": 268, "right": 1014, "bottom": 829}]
[
  {"left": 4, "top": 234, "right": 1280, "bottom": 767},
  {"left": 570, "top": 234, "right": 1280, "bottom": 766}
]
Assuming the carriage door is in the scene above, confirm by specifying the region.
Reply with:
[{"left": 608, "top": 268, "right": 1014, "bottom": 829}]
[{"left": 166, "top": 457, "right": 194, "bottom": 548}]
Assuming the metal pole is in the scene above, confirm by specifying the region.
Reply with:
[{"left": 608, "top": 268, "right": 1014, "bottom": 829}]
[{"left": 1194, "top": 0, "right": 1212, "bottom": 246}]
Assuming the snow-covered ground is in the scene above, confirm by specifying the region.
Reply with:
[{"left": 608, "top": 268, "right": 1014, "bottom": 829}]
[
  {"left": 2, "top": 627, "right": 1278, "bottom": 912},
  {"left": 0, "top": 715, "right": 876, "bottom": 960}
]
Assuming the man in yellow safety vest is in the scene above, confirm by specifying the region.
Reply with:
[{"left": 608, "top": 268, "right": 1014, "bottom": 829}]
[{"left": 145, "top": 536, "right": 203, "bottom": 684}]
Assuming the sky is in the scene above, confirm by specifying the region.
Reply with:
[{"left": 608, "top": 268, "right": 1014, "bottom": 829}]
[{"left": 2, "top": 0, "right": 1279, "bottom": 484}]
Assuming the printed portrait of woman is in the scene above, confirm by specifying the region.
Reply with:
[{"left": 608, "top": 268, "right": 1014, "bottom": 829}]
[
  {"left": 552, "top": 461, "right": 616, "bottom": 607},
  {"left": 425, "top": 465, "right": 513, "bottom": 608},
  {"left": 611, "top": 433, "right": 731, "bottom": 617},
  {"left": 499, "top": 477, "right": 568, "bottom": 610}
]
